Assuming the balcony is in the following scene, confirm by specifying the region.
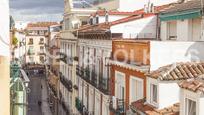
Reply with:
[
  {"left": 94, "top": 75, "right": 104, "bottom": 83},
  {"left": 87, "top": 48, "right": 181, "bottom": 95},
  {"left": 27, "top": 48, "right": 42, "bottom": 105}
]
[
  {"left": 27, "top": 51, "right": 35, "bottom": 55},
  {"left": 76, "top": 65, "right": 84, "bottom": 77},
  {"left": 59, "top": 52, "right": 67, "bottom": 64},
  {"left": 48, "top": 83, "right": 57, "bottom": 97},
  {"left": 99, "top": 77, "right": 109, "bottom": 95},
  {"left": 109, "top": 97, "right": 125, "bottom": 114},
  {"left": 38, "top": 51, "right": 45, "bottom": 55},
  {"left": 59, "top": 74, "right": 73, "bottom": 92},
  {"left": 28, "top": 42, "right": 33, "bottom": 45},
  {"left": 39, "top": 41, "right": 44, "bottom": 45}
]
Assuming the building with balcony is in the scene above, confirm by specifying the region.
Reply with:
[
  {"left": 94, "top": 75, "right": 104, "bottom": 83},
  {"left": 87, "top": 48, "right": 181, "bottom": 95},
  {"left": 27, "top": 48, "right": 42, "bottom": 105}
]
[
  {"left": 25, "top": 22, "right": 58, "bottom": 64},
  {"left": 160, "top": 0, "right": 204, "bottom": 41},
  {"left": 74, "top": 4, "right": 170, "bottom": 115},
  {"left": 110, "top": 38, "right": 204, "bottom": 114},
  {"left": 46, "top": 24, "right": 62, "bottom": 115},
  {"left": 59, "top": 0, "right": 96, "bottom": 114}
]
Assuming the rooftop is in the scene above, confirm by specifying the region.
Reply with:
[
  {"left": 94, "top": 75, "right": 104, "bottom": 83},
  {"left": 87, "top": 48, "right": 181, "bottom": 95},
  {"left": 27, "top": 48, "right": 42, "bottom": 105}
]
[
  {"left": 147, "top": 62, "right": 204, "bottom": 81},
  {"left": 27, "top": 22, "right": 58, "bottom": 28},
  {"left": 160, "top": 0, "right": 201, "bottom": 14},
  {"left": 179, "top": 78, "right": 204, "bottom": 94},
  {"left": 131, "top": 99, "right": 180, "bottom": 115}
]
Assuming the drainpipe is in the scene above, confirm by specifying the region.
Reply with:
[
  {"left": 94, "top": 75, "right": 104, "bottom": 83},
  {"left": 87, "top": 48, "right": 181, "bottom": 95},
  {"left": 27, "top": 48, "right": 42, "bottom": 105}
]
[{"left": 201, "top": 0, "right": 204, "bottom": 40}]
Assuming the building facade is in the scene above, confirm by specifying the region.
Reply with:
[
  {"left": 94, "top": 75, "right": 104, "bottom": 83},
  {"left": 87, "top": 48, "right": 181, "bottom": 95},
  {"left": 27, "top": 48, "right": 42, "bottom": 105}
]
[
  {"left": 59, "top": 0, "right": 96, "bottom": 114},
  {"left": 160, "top": 0, "right": 204, "bottom": 41},
  {"left": 47, "top": 24, "right": 62, "bottom": 115},
  {"left": 25, "top": 22, "right": 57, "bottom": 64}
]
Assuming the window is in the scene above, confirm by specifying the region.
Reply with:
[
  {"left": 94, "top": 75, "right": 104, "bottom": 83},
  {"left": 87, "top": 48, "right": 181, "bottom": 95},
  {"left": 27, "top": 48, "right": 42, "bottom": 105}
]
[
  {"left": 130, "top": 77, "right": 143, "bottom": 103},
  {"left": 29, "top": 56, "right": 34, "bottom": 63},
  {"left": 167, "top": 21, "right": 177, "bottom": 40},
  {"left": 40, "top": 38, "right": 44, "bottom": 44},
  {"left": 96, "top": 15, "right": 99, "bottom": 24},
  {"left": 40, "top": 56, "right": 44, "bottom": 63},
  {"left": 40, "top": 46, "right": 44, "bottom": 51},
  {"left": 185, "top": 98, "right": 196, "bottom": 115},
  {"left": 150, "top": 84, "right": 158, "bottom": 104},
  {"left": 28, "top": 38, "right": 33, "bottom": 45},
  {"left": 89, "top": 17, "right": 93, "bottom": 25}
]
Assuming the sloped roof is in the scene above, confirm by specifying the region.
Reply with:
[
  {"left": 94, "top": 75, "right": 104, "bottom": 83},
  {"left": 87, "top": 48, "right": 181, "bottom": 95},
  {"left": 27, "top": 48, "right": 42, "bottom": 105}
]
[
  {"left": 27, "top": 22, "right": 58, "bottom": 28},
  {"left": 160, "top": 0, "right": 201, "bottom": 14},
  {"left": 131, "top": 99, "right": 180, "bottom": 115},
  {"left": 179, "top": 78, "right": 204, "bottom": 94},
  {"left": 147, "top": 62, "right": 204, "bottom": 81}
]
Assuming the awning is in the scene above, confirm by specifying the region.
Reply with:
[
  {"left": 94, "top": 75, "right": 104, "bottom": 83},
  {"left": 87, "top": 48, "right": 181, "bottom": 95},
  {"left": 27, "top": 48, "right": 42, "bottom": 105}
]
[{"left": 160, "top": 9, "right": 202, "bottom": 21}]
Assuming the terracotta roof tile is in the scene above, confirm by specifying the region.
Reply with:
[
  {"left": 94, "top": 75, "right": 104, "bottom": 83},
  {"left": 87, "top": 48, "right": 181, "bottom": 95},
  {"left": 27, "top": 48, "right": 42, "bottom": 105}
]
[
  {"left": 161, "top": 0, "right": 201, "bottom": 14},
  {"left": 27, "top": 22, "right": 58, "bottom": 28},
  {"left": 131, "top": 99, "right": 179, "bottom": 115},
  {"left": 179, "top": 79, "right": 204, "bottom": 93},
  {"left": 148, "top": 62, "right": 204, "bottom": 81}
]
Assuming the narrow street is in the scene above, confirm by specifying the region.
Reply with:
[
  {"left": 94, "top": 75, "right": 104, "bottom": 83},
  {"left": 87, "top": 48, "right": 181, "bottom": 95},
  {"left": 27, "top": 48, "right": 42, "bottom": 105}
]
[{"left": 27, "top": 74, "right": 42, "bottom": 115}]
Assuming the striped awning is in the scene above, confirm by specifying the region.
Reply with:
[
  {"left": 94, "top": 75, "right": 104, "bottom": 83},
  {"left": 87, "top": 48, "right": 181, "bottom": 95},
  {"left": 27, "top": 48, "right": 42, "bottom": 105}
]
[{"left": 160, "top": 9, "right": 202, "bottom": 21}]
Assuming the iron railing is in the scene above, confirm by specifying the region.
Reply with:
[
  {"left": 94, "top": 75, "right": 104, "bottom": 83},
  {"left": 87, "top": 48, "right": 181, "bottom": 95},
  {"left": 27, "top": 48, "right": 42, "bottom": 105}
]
[{"left": 109, "top": 97, "right": 125, "bottom": 114}]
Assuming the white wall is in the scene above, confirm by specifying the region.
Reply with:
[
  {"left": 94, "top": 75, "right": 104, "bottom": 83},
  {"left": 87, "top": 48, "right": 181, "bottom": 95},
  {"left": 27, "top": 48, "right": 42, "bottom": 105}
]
[
  {"left": 158, "top": 82, "right": 180, "bottom": 109},
  {"left": 111, "top": 16, "right": 157, "bottom": 39},
  {"left": 180, "top": 89, "right": 203, "bottom": 115},
  {"left": 99, "top": 15, "right": 127, "bottom": 24},
  {"left": 147, "top": 77, "right": 180, "bottom": 109},
  {"left": 15, "top": 21, "right": 29, "bottom": 30},
  {"left": 0, "top": 0, "right": 9, "bottom": 57},
  {"left": 161, "top": 18, "right": 203, "bottom": 41},
  {"left": 150, "top": 41, "right": 204, "bottom": 71},
  {"left": 146, "top": 77, "right": 158, "bottom": 107},
  {"left": 177, "top": 20, "right": 190, "bottom": 41},
  {"left": 88, "top": 86, "right": 94, "bottom": 113}
]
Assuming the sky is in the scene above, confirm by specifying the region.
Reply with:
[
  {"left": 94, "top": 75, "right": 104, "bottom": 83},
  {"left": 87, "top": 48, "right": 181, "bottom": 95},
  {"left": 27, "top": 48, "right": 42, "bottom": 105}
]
[{"left": 10, "top": 0, "right": 64, "bottom": 22}]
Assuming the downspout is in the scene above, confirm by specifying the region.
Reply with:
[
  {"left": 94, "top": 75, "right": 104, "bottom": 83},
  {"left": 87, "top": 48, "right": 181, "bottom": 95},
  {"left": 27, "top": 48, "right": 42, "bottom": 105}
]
[
  {"left": 201, "top": 0, "right": 204, "bottom": 40},
  {"left": 156, "top": 13, "right": 160, "bottom": 40}
]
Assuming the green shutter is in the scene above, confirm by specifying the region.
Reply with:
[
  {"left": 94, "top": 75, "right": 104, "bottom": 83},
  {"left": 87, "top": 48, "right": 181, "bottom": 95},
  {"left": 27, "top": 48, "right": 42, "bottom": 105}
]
[{"left": 160, "top": 9, "right": 202, "bottom": 21}]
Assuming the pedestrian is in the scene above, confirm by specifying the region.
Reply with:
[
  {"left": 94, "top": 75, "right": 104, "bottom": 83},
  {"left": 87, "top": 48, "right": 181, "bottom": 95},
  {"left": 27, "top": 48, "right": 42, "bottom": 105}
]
[{"left": 38, "top": 100, "right": 42, "bottom": 106}]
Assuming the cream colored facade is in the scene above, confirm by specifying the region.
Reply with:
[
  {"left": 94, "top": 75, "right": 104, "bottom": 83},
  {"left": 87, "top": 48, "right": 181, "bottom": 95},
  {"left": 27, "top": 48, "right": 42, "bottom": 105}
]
[
  {"left": 25, "top": 35, "right": 46, "bottom": 64},
  {"left": 59, "top": 0, "right": 96, "bottom": 114},
  {"left": 0, "top": 0, "right": 10, "bottom": 115}
]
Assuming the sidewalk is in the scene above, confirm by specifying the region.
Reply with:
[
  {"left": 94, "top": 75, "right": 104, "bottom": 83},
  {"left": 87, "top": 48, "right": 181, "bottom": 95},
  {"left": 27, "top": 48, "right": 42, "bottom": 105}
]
[{"left": 41, "top": 78, "right": 53, "bottom": 115}]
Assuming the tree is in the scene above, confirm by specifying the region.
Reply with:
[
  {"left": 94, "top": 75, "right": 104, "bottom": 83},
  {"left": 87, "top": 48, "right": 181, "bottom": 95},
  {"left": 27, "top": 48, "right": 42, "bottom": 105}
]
[{"left": 12, "top": 36, "right": 18, "bottom": 46}]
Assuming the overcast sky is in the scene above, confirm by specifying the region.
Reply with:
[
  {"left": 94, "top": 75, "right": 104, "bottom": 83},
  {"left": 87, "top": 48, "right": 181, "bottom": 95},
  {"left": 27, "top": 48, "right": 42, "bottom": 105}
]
[{"left": 10, "top": 0, "right": 64, "bottom": 22}]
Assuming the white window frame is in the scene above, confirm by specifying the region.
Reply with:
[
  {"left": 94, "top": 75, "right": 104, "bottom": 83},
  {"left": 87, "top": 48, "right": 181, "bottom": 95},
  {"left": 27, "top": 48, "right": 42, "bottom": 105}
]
[
  {"left": 129, "top": 76, "right": 144, "bottom": 103},
  {"left": 115, "top": 71, "right": 125, "bottom": 99},
  {"left": 184, "top": 96, "right": 197, "bottom": 115},
  {"left": 150, "top": 83, "right": 158, "bottom": 106}
]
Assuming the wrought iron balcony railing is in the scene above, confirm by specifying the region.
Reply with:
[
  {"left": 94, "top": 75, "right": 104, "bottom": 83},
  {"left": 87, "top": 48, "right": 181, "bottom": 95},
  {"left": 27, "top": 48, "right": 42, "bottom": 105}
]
[
  {"left": 99, "top": 77, "right": 109, "bottom": 95},
  {"left": 39, "top": 41, "right": 44, "bottom": 45},
  {"left": 59, "top": 74, "right": 73, "bottom": 92},
  {"left": 109, "top": 97, "right": 125, "bottom": 114}
]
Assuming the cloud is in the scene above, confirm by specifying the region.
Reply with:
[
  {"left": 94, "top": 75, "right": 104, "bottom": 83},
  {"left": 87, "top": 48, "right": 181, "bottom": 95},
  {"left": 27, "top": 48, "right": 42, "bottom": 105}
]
[{"left": 10, "top": 0, "right": 64, "bottom": 21}]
